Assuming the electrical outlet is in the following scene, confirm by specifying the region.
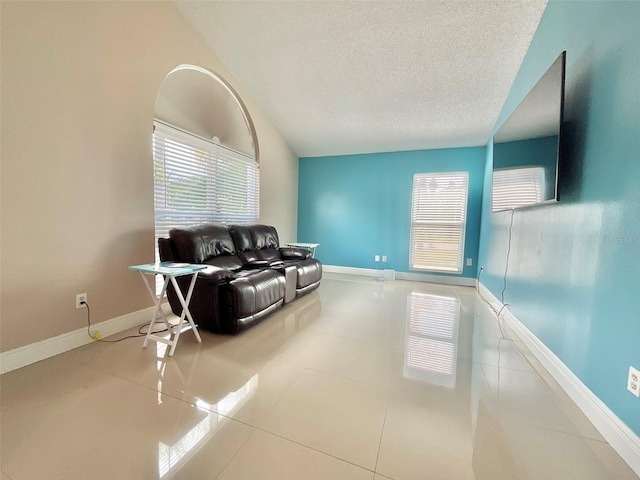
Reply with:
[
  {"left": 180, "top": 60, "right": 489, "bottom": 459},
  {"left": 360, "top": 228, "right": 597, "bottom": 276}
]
[
  {"left": 382, "top": 255, "right": 387, "bottom": 263},
  {"left": 628, "top": 366, "right": 640, "bottom": 398},
  {"left": 76, "top": 293, "right": 87, "bottom": 309},
  {"left": 374, "top": 255, "right": 380, "bottom": 262}
]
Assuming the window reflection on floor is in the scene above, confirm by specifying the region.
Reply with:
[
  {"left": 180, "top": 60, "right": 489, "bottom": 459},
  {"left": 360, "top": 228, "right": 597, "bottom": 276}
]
[
  {"left": 404, "top": 292, "right": 460, "bottom": 388},
  {"left": 158, "top": 375, "right": 259, "bottom": 477}
]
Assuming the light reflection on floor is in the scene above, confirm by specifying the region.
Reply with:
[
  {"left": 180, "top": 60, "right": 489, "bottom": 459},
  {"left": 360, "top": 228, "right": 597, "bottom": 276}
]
[{"left": 0, "top": 273, "right": 637, "bottom": 479}]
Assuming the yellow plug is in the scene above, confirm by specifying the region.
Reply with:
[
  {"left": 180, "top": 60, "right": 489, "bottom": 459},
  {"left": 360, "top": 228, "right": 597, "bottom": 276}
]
[{"left": 92, "top": 331, "right": 101, "bottom": 341}]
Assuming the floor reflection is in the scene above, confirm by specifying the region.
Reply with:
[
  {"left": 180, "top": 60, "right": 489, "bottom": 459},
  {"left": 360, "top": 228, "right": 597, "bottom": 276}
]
[
  {"left": 471, "top": 399, "right": 527, "bottom": 479},
  {"left": 1, "top": 275, "right": 636, "bottom": 479},
  {"left": 404, "top": 291, "right": 461, "bottom": 388},
  {"left": 158, "top": 375, "right": 258, "bottom": 477}
]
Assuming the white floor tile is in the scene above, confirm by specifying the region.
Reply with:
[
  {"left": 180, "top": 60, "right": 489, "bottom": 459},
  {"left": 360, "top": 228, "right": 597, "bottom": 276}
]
[
  {"left": 377, "top": 387, "right": 475, "bottom": 480},
  {"left": 1, "top": 372, "right": 252, "bottom": 480},
  {"left": 0, "top": 274, "right": 636, "bottom": 480},
  {"left": 217, "top": 429, "right": 375, "bottom": 480},
  {"left": 258, "top": 369, "right": 388, "bottom": 470},
  {"left": 501, "top": 419, "right": 636, "bottom": 480}
]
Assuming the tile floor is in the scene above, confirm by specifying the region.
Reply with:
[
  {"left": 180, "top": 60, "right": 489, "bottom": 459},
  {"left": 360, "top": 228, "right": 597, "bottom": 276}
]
[{"left": 1, "top": 273, "right": 638, "bottom": 479}]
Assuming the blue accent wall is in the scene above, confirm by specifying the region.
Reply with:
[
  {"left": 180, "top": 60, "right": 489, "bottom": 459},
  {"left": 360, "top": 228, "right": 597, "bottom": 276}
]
[
  {"left": 478, "top": 1, "right": 640, "bottom": 435},
  {"left": 493, "top": 136, "right": 558, "bottom": 171},
  {"left": 298, "top": 147, "right": 485, "bottom": 278}
]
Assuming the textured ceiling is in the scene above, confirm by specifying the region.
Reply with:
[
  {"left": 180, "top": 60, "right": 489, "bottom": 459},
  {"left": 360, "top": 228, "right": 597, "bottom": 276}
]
[{"left": 174, "top": 1, "right": 547, "bottom": 158}]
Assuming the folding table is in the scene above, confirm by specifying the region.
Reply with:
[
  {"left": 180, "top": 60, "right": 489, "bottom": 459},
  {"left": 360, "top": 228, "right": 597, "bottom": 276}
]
[{"left": 129, "top": 262, "right": 207, "bottom": 356}]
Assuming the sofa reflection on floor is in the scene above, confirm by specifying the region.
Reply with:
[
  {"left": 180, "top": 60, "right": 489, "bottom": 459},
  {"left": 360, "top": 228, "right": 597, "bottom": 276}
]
[{"left": 158, "top": 223, "right": 322, "bottom": 334}]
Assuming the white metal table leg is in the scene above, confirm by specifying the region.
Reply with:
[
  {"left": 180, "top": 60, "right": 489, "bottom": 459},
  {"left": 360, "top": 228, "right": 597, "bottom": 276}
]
[
  {"left": 142, "top": 273, "right": 171, "bottom": 349},
  {"left": 130, "top": 263, "right": 205, "bottom": 356},
  {"left": 182, "top": 273, "right": 202, "bottom": 344},
  {"left": 167, "top": 273, "right": 202, "bottom": 356},
  {"left": 139, "top": 272, "right": 169, "bottom": 325}
]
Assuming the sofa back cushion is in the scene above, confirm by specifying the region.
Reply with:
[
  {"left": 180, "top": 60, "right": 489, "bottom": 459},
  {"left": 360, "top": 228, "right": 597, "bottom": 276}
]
[
  {"left": 170, "top": 223, "right": 236, "bottom": 263},
  {"left": 229, "top": 226, "right": 253, "bottom": 252},
  {"left": 249, "top": 225, "right": 279, "bottom": 249},
  {"left": 245, "top": 225, "right": 279, "bottom": 262}
]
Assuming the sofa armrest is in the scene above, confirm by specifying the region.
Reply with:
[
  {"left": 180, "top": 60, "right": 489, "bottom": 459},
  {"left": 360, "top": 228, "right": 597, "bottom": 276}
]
[
  {"left": 279, "top": 247, "right": 311, "bottom": 260},
  {"left": 243, "top": 259, "right": 286, "bottom": 269},
  {"left": 197, "top": 265, "right": 237, "bottom": 284},
  {"left": 243, "top": 260, "right": 271, "bottom": 269}
]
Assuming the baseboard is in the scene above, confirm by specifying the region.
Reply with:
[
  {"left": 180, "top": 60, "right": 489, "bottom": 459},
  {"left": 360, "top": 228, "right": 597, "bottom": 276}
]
[
  {"left": 395, "top": 271, "right": 476, "bottom": 287},
  {"left": 323, "top": 265, "right": 380, "bottom": 278},
  {"left": 323, "top": 265, "right": 477, "bottom": 287},
  {"left": 478, "top": 282, "right": 640, "bottom": 476},
  {"left": 0, "top": 304, "right": 170, "bottom": 375}
]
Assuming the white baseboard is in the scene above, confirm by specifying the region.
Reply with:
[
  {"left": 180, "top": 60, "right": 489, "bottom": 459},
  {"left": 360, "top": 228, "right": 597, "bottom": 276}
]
[
  {"left": 478, "top": 282, "right": 640, "bottom": 476},
  {"left": 323, "top": 265, "right": 477, "bottom": 287},
  {"left": 395, "top": 271, "right": 477, "bottom": 287},
  {"left": 323, "top": 265, "right": 380, "bottom": 277},
  {"left": 0, "top": 304, "right": 170, "bottom": 375}
]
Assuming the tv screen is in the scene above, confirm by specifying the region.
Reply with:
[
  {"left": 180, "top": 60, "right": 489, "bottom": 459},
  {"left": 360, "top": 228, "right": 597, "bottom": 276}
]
[{"left": 491, "top": 51, "right": 566, "bottom": 212}]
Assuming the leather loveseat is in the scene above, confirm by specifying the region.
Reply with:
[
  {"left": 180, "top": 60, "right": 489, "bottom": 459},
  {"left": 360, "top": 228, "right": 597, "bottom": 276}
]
[{"left": 158, "top": 223, "right": 322, "bottom": 334}]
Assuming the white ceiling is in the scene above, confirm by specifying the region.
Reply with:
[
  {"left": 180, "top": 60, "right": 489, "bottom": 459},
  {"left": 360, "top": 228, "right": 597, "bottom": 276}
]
[{"left": 174, "top": 1, "right": 547, "bottom": 158}]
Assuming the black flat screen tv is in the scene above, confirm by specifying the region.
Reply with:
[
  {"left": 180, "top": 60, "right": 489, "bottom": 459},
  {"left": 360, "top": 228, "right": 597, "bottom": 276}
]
[{"left": 491, "top": 51, "right": 566, "bottom": 212}]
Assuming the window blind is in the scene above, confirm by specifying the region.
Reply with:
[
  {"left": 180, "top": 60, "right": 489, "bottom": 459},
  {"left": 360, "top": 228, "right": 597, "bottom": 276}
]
[
  {"left": 153, "top": 119, "right": 259, "bottom": 266},
  {"left": 409, "top": 172, "right": 468, "bottom": 273},
  {"left": 492, "top": 166, "right": 545, "bottom": 211}
]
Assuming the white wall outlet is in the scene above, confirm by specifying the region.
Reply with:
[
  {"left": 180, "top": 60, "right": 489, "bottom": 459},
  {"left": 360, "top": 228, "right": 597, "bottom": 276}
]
[
  {"left": 76, "top": 293, "right": 87, "bottom": 309},
  {"left": 382, "top": 255, "right": 387, "bottom": 263},
  {"left": 374, "top": 255, "right": 380, "bottom": 262},
  {"left": 466, "top": 258, "right": 473, "bottom": 266},
  {"left": 628, "top": 366, "right": 640, "bottom": 398}
]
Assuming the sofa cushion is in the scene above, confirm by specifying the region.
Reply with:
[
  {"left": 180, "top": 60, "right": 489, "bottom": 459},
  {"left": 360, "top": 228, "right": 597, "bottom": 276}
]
[
  {"left": 229, "top": 225, "right": 253, "bottom": 252},
  {"left": 205, "top": 255, "right": 244, "bottom": 271},
  {"left": 255, "top": 248, "right": 282, "bottom": 262},
  {"left": 170, "top": 224, "right": 235, "bottom": 263},
  {"left": 249, "top": 225, "right": 279, "bottom": 250},
  {"left": 232, "top": 225, "right": 282, "bottom": 264},
  {"left": 228, "top": 269, "right": 285, "bottom": 318}
]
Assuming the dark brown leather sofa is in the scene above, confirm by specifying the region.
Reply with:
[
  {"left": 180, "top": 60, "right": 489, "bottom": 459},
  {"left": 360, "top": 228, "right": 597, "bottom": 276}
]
[{"left": 158, "top": 223, "right": 322, "bottom": 334}]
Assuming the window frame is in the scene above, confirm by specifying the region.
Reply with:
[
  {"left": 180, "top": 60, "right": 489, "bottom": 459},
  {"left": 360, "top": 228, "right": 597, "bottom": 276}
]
[
  {"left": 409, "top": 171, "right": 469, "bottom": 274},
  {"left": 152, "top": 120, "right": 259, "bottom": 292}
]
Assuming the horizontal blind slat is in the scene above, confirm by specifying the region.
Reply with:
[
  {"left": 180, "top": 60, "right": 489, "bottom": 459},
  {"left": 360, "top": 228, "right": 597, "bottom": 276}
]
[
  {"left": 409, "top": 172, "right": 468, "bottom": 273},
  {"left": 492, "top": 167, "right": 545, "bottom": 211},
  {"left": 153, "top": 123, "right": 259, "bottom": 295}
]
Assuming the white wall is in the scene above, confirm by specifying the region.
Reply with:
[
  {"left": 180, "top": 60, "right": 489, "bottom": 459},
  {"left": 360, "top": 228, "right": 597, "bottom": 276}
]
[{"left": 0, "top": 1, "right": 298, "bottom": 352}]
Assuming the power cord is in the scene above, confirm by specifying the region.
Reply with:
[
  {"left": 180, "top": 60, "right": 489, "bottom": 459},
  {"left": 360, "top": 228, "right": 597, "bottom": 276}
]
[
  {"left": 476, "top": 268, "right": 507, "bottom": 339},
  {"left": 473, "top": 209, "right": 516, "bottom": 413},
  {"left": 498, "top": 208, "right": 515, "bottom": 316},
  {"left": 82, "top": 301, "right": 169, "bottom": 343},
  {"left": 475, "top": 208, "right": 515, "bottom": 340}
]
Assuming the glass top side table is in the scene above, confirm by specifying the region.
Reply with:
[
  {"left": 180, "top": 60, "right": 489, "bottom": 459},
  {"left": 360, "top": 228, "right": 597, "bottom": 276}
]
[{"left": 129, "top": 262, "right": 207, "bottom": 356}]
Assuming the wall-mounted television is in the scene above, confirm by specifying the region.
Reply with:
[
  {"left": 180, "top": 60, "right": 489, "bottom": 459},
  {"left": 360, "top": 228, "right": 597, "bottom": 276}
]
[{"left": 491, "top": 51, "right": 566, "bottom": 212}]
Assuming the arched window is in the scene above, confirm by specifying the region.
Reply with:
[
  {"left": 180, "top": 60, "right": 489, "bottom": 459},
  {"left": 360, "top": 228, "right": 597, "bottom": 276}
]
[{"left": 152, "top": 65, "right": 259, "bottom": 289}]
